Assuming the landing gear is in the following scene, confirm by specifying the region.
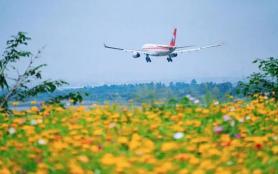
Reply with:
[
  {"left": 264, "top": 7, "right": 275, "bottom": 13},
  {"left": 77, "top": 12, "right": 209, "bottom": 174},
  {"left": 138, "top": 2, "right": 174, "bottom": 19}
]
[
  {"left": 167, "top": 56, "right": 173, "bottom": 62},
  {"left": 146, "top": 55, "right": 151, "bottom": 63}
]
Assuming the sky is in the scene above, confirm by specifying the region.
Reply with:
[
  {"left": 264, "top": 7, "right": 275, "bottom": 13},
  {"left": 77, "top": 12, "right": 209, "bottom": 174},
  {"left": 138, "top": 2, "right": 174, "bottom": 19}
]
[{"left": 0, "top": 0, "right": 278, "bottom": 86}]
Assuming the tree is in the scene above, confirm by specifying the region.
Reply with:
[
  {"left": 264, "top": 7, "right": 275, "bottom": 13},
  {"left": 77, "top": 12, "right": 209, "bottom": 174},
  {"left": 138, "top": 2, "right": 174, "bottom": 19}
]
[
  {"left": 0, "top": 32, "right": 83, "bottom": 111},
  {"left": 239, "top": 57, "right": 278, "bottom": 99}
]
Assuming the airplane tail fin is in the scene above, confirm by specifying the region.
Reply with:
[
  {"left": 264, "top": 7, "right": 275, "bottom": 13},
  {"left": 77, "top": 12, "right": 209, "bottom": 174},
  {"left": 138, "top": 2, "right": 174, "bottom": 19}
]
[{"left": 169, "top": 28, "right": 177, "bottom": 47}]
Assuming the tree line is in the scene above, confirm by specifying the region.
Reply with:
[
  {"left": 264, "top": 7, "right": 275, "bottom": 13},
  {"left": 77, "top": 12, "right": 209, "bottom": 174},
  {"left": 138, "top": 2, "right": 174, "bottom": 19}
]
[{"left": 0, "top": 32, "right": 277, "bottom": 111}]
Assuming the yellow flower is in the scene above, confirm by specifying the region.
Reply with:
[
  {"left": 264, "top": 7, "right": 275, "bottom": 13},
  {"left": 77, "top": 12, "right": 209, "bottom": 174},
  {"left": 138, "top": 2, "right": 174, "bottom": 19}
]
[
  {"left": 54, "top": 164, "right": 64, "bottom": 170},
  {"left": 220, "top": 134, "right": 231, "bottom": 142},
  {"left": 231, "top": 139, "right": 241, "bottom": 147},
  {"left": 93, "top": 129, "right": 103, "bottom": 136},
  {"left": 271, "top": 146, "right": 278, "bottom": 154},
  {"left": 154, "top": 162, "right": 173, "bottom": 173},
  {"left": 77, "top": 155, "right": 89, "bottom": 163},
  {"left": 198, "top": 144, "right": 211, "bottom": 154},
  {"left": 111, "top": 113, "right": 120, "bottom": 119},
  {"left": 188, "top": 156, "right": 200, "bottom": 165},
  {"left": 186, "top": 144, "right": 197, "bottom": 152},
  {"left": 192, "top": 169, "right": 205, "bottom": 174},
  {"left": 175, "top": 153, "right": 189, "bottom": 161},
  {"left": 0, "top": 168, "right": 11, "bottom": 174},
  {"left": 178, "top": 169, "right": 189, "bottom": 174},
  {"left": 101, "top": 153, "right": 116, "bottom": 165},
  {"left": 129, "top": 133, "right": 141, "bottom": 150},
  {"left": 30, "top": 106, "right": 39, "bottom": 112},
  {"left": 51, "top": 141, "right": 68, "bottom": 151},
  {"left": 115, "top": 156, "right": 130, "bottom": 172},
  {"left": 22, "top": 125, "right": 35, "bottom": 135},
  {"left": 202, "top": 109, "right": 210, "bottom": 114},
  {"left": 55, "top": 107, "right": 64, "bottom": 112},
  {"left": 171, "top": 125, "right": 184, "bottom": 132},
  {"left": 90, "top": 145, "right": 99, "bottom": 153},
  {"left": 199, "top": 160, "right": 215, "bottom": 170},
  {"left": 101, "top": 154, "right": 130, "bottom": 172},
  {"left": 215, "top": 167, "right": 231, "bottom": 174},
  {"left": 161, "top": 142, "right": 178, "bottom": 152},
  {"left": 117, "top": 136, "right": 128, "bottom": 144},
  {"left": 245, "top": 136, "right": 268, "bottom": 144},
  {"left": 68, "top": 160, "right": 85, "bottom": 174},
  {"left": 35, "top": 163, "right": 48, "bottom": 174},
  {"left": 191, "top": 137, "right": 210, "bottom": 143},
  {"left": 137, "top": 154, "right": 157, "bottom": 164},
  {"left": 207, "top": 148, "right": 221, "bottom": 156},
  {"left": 140, "top": 139, "right": 155, "bottom": 153},
  {"left": 252, "top": 169, "right": 262, "bottom": 174},
  {"left": 161, "top": 162, "right": 173, "bottom": 171},
  {"left": 76, "top": 106, "right": 86, "bottom": 112}
]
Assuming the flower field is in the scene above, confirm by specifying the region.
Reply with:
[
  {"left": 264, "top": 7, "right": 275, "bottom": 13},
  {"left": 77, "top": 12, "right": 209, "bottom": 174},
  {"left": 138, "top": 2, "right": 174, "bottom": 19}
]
[{"left": 0, "top": 97, "right": 277, "bottom": 174}]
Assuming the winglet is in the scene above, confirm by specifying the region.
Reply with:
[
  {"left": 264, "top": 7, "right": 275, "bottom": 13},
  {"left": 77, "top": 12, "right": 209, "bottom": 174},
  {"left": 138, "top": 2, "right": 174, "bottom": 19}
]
[{"left": 219, "top": 41, "right": 225, "bottom": 46}]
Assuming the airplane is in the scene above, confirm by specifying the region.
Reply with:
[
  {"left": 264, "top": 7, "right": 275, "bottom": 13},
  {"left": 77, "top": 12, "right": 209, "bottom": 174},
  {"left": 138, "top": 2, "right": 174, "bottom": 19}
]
[{"left": 104, "top": 28, "right": 222, "bottom": 63}]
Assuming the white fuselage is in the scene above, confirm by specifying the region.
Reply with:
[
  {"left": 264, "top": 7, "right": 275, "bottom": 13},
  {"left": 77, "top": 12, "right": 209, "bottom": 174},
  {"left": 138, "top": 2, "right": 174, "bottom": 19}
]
[{"left": 142, "top": 44, "right": 176, "bottom": 56}]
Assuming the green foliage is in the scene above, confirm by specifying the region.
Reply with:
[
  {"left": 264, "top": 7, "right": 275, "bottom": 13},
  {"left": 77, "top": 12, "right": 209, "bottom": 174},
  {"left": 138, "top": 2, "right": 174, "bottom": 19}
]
[
  {"left": 239, "top": 57, "right": 278, "bottom": 99},
  {"left": 47, "top": 92, "right": 85, "bottom": 105},
  {"left": 0, "top": 32, "right": 84, "bottom": 111}
]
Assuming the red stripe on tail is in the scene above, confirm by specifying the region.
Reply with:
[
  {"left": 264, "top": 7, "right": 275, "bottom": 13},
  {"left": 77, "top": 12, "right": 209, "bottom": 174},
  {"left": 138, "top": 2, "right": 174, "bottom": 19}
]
[{"left": 169, "top": 28, "right": 177, "bottom": 47}]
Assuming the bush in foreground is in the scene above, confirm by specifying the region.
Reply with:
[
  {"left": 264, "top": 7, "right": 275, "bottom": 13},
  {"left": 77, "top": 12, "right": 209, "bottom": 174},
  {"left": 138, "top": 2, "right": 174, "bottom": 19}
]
[
  {"left": 0, "top": 32, "right": 84, "bottom": 112},
  {"left": 239, "top": 57, "right": 278, "bottom": 99}
]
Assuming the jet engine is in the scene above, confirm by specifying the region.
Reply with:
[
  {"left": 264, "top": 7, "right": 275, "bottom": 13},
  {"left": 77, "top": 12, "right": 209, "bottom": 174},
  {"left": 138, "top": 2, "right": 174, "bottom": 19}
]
[
  {"left": 170, "top": 53, "right": 178, "bottom": 57},
  {"left": 132, "top": 52, "right": 140, "bottom": 58}
]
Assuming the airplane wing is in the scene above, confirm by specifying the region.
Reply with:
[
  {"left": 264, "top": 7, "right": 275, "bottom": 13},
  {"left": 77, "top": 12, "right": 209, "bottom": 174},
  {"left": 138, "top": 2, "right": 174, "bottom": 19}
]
[
  {"left": 104, "top": 44, "right": 147, "bottom": 54},
  {"left": 174, "top": 43, "right": 223, "bottom": 54},
  {"left": 175, "top": 45, "right": 195, "bottom": 49}
]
